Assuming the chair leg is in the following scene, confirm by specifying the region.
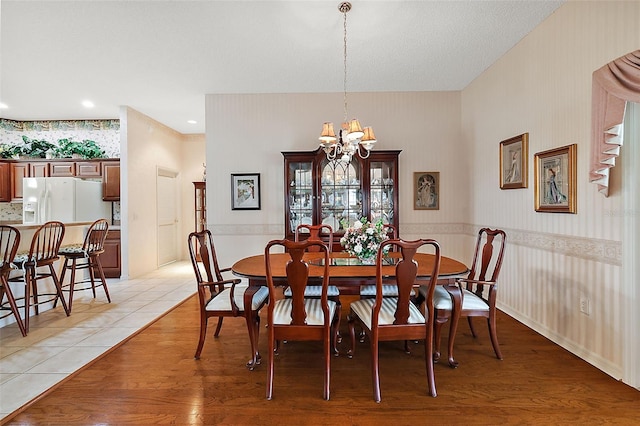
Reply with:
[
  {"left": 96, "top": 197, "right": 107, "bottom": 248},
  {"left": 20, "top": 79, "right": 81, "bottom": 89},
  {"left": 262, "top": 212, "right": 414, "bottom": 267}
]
[
  {"left": 67, "top": 258, "right": 77, "bottom": 313},
  {"left": 249, "top": 313, "right": 262, "bottom": 368},
  {"left": 213, "top": 317, "right": 224, "bottom": 337},
  {"left": 93, "top": 256, "right": 111, "bottom": 303},
  {"left": 346, "top": 313, "right": 356, "bottom": 358},
  {"left": 1, "top": 278, "right": 27, "bottom": 337},
  {"left": 266, "top": 325, "right": 275, "bottom": 400},
  {"left": 370, "top": 338, "right": 381, "bottom": 403},
  {"left": 23, "top": 269, "right": 32, "bottom": 334},
  {"left": 332, "top": 301, "right": 341, "bottom": 356},
  {"left": 425, "top": 325, "right": 437, "bottom": 397},
  {"left": 487, "top": 314, "right": 503, "bottom": 360},
  {"left": 468, "top": 316, "right": 478, "bottom": 338},
  {"left": 49, "top": 264, "right": 70, "bottom": 316},
  {"left": 324, "top": 328, "right": 331, "bottom": 400},
  {"left": 433, "top": 316, "right": 447, "bottom": 363},
  {"left": 194, "top": 315, "right": 208, "bottom": 359}
]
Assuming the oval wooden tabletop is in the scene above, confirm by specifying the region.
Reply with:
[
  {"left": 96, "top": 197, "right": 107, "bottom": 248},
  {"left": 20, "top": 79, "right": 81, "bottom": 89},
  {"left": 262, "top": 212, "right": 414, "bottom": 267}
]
[{"left": 231, "top": 251, "right": 468, "bottom": 281}]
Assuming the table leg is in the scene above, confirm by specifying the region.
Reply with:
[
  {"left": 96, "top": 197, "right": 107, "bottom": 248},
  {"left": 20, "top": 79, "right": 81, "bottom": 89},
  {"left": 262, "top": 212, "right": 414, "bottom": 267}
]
[
  {"left": 445, "top": 283, "right": 462, "bottom": 368},
  {"left": 243, "top": 283, "right": 261, "bottom": 370}
]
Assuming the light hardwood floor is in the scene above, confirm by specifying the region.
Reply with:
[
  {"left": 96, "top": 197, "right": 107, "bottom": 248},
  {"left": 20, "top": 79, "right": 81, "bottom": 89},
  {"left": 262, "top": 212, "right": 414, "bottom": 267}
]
[{"left": 2, "top": 283, "right": 638, "bottom": 425}]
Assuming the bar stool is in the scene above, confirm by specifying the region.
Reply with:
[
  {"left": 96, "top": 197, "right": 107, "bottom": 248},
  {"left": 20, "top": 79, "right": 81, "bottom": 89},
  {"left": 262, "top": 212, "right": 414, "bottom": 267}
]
[
  {"left": 0, "top": 226, "right": 24, "bottom": 336},
  {"left": 57, "top": 218, "right": 111, "bottom": 313},
  {"left": 10, "top": 221, "right": 69, "bottom": 334}
]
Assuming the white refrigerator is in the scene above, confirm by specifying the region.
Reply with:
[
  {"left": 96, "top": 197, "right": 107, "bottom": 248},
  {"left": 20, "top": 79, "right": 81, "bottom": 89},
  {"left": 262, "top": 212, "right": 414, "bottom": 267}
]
[{"left": 23, "top": 177, "right": 111, "bottom": 225}]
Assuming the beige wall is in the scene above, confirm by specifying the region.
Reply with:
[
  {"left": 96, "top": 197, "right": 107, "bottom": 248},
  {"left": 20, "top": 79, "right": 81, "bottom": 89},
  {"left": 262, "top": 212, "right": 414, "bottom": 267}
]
[
  {"left": 204, "top": 91, "right": 467, "bottom": 268},
  {"left": 461, "top": 1, "right": 639, "bottom": 381},
  {"left": 180, "top": 134, "right": 206, "bottom": 260},
  {"left": 122, "top": 107, "right": 186, "bottom": 278}
]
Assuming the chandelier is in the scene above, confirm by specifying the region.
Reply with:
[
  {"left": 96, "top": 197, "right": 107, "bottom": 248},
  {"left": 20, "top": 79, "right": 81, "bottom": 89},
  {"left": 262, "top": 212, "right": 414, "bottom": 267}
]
[{"left": 319, "top": 2, "right": 376, "bottom": 163}]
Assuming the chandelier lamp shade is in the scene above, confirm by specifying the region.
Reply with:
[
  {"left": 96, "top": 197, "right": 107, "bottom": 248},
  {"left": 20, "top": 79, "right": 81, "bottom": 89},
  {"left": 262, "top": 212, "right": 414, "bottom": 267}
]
[{"left": 319, "top": 2, "right": 376, "bottom": 163}]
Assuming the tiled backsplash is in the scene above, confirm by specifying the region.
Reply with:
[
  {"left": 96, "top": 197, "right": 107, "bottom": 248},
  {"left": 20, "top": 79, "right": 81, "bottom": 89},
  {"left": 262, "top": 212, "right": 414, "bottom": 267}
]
[{"left": 0, "top": 201, "right": 121, "bottom": 224}]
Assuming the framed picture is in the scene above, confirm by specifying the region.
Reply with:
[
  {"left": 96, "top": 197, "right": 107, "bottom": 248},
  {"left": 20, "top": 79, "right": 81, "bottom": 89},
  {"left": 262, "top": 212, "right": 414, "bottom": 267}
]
[
  {"left": 534, "top": 144, "right": 577, "bottom": 213},
  {"left": 414, "top": 172, "right": 439, "bottom": 210},
  {"left": 231, "top": 173, "right": 261, "bottom": 210},
  {"left": 500, "top": 133, "right": 528, "bottom": 189}
]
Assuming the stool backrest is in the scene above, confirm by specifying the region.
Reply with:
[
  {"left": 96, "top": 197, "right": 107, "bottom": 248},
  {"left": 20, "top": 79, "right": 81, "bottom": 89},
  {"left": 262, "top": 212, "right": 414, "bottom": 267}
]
[
  {"left": 84, "top": 219, "right": 109, "bottom": 253},
  {"left": 0, "top": 225, "right": 20, "bottom": 272},
  {"left": 29, "top": 221, "right": 65, "bottom": 263}
]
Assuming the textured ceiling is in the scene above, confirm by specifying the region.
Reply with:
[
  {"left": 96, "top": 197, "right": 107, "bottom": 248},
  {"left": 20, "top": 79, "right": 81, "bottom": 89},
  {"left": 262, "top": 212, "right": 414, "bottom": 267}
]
[{"left": 0, "top": 1, "right": 564, "bottom": 134}]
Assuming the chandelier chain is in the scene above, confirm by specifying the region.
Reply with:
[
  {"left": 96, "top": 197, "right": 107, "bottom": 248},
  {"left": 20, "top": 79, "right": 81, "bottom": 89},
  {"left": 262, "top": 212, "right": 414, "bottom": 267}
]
[{"left": 343, "top": 6, "right": 348, "bottom": 124}]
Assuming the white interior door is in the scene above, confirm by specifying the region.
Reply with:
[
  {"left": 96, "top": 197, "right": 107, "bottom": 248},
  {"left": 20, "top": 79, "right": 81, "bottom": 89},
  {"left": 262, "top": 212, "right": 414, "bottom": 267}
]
[{"left": 157, "top": 168, "right": 179, "bottom": 267}]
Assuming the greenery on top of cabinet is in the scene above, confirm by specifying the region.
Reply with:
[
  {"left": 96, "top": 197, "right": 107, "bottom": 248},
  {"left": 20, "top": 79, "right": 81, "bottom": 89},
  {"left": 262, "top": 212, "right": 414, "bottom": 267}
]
[{"left": 0, "top": 136, "right": 106, "bottom": 159}]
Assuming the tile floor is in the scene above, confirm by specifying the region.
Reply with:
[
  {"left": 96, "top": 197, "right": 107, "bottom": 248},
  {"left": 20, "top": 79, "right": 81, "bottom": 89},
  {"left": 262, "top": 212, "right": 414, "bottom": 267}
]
[{"left": 0, "top": 261, "right": 195, "bottom": 421}]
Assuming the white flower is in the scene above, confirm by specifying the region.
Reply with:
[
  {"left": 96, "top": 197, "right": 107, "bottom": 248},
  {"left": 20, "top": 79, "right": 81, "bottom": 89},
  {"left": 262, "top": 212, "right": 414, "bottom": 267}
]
[
  {"left": 366, "top": 227, "right": 374, "bottom": 235},
  {"left": 353, "top": 220, "right": 363, "bottom": 229},
  {"left": 353, "top": 244, "right": 362, "bottom": 254}
]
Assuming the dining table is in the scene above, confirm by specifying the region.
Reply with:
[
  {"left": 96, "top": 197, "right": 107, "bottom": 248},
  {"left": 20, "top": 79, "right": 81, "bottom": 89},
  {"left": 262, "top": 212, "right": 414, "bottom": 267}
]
[{"left": 231, "top": 251, "right": 469, "bottom": 369}]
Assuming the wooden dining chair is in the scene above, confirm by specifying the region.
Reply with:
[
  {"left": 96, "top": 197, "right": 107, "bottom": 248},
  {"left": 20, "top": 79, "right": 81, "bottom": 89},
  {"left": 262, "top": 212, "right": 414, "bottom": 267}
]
[
  {"left": 0, "top": 226, "right": 23, "bottom": 336},
  {"left": 426, "top": 228, "right": 507, "bottom": 361},
  {"left": 358, "top": 223, "right": 405, "bottom": 298},
  {"left": 291, "top": 223, "right": 341, "bottom": 350},
  {"left": 265, "top": 239, "right": 338, "bottom": 400},
  {"left": 56, "top": 218, "right": 111, "bottom": 313},
  {"left": 188, "top": 230, "right": 269, "bottom": 369},
  {"left": 9, "top": 221, "right": 69, "bottom": 334},
  {"left": 347, "top": 238, "right": 442, "bottom": 401}
]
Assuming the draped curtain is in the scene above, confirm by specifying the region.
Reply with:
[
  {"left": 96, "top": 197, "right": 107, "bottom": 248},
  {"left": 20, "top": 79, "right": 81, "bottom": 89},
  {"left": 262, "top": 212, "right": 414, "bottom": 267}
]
[{"left": 590, "top": 50, "right": 640, "bottom": 196}]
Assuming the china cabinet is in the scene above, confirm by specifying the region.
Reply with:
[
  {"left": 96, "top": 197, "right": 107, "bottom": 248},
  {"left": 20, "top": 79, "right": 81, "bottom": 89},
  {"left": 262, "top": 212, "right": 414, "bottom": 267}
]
[{"left": 283, "top": 148, "right": 400, "bottom": 249}]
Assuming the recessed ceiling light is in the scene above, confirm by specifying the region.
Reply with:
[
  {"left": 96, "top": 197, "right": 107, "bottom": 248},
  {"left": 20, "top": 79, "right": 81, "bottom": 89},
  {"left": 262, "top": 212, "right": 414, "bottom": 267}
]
[
  {"left": 82, "top": 100, "right": 95, "bottom": 108},
  {"left": 0, "top": 102, "right": 8, "bottom": 109},
  {"left": 187, "top": 120, "right": 197, "bottom": 124}
]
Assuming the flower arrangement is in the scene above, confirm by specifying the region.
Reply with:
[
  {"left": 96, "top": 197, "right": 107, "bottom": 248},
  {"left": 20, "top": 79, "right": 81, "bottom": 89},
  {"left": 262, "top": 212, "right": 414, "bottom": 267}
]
[{"left": 340, "top": 217, "right": 389, "bottom": 262}]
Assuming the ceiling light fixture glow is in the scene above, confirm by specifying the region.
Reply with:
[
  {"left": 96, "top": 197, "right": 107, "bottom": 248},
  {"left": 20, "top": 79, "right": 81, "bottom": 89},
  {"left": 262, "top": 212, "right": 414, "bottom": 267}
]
[{"left": 82, "top": 100, "right": 95, "bottom": 108}]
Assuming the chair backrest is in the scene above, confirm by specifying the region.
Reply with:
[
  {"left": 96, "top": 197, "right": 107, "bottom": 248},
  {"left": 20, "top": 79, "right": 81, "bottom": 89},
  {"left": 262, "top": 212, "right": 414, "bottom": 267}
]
[
  {"left": 295, "top": 224, "right": 333, "bottom": 252},
  {"left": 188, "top": 229, "right": 225, "bottom": 285},
  {"left": 83, "top": 219, "right": 109, "bottom": 253},
  {"left": 0, "top": 225, "right": 20, "bottom": 273},
  {"left": 466, "top": 228, "right": 507, "bottom": 295},
  {"left": 265, "top": 239, "right": 331, "bottom": 325},
  {"left": 29, "top": 221, "right": 65, "bottom": 263},
  {"left": 373, "top": 238, "right": 441, "bottom": 326}
]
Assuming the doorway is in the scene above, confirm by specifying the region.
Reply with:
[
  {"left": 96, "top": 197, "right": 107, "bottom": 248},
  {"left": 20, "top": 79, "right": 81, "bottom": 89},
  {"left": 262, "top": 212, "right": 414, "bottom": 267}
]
[{"left": 157, "top": 168, "right": 179, "bottom": 267}]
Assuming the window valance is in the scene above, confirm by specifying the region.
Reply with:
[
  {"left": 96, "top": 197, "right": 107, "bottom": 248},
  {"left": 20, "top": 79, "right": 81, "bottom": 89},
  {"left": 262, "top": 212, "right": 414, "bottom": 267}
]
[{"left": 590, "top": 50, "right": 640, "bottom": 197}]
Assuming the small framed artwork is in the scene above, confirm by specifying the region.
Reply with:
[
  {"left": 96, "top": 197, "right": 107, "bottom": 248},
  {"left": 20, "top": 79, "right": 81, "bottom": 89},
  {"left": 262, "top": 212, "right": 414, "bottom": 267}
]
[
  {"left": 231, "top": 173, "right": 261, "bottom": 210},
  {"left": 414, "top": 172, "right": 439, "bottom": 210},
  {"left": 500, "top": 133, "right": 528, "bottom": 189},
  {"left": 534, "top": 144, "right": 577, "bottom": 213}
]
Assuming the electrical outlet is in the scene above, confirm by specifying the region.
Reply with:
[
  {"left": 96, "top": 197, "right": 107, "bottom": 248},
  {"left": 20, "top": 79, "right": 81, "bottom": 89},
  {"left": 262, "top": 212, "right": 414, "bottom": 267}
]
[{"left": 580, "top": 296, "right": 590, "bottom": 315}]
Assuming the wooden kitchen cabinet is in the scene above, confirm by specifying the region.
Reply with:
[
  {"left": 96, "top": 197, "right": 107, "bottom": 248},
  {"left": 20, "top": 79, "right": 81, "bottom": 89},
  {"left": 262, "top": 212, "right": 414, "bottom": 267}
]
[
  {"left": 76, "top": 161, "right": 102, "bottom": 177},
  {"left": 0, "top": 162, "right": 10, "bottom": 202},
  {"left": 101, "top": 229, "right": 121, "bottom": 278},
  {"left": 50, "top": 161, "right": 76, "bottom": 177},
  {"left": 10, "top": 163, "right": 29, "bottom": 201},
  {"left": 282, "top": 147, "right": 400, "bottom": 248},
  {"left": 102, "top": 162, "right": 120, "bottom": 201}
]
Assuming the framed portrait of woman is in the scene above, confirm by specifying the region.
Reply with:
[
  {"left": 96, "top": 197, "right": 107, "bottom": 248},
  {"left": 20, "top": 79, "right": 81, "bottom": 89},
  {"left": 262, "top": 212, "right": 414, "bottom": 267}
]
[
  {"left": 534, "top": 144, "right": 577, "bottom": 213},
  {"left": 414, "top": 172, "right": 439, "bottom": 210},
  {"left": 500, "top": 133, "right": 528, "bottom": 189}
]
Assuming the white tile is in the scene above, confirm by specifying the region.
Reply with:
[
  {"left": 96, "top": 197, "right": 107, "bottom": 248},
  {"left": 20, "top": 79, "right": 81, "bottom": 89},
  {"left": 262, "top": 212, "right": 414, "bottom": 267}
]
[
  {"left": 75, "top": 327, "right": 138, "bottom": 346},
  {"left": 27, "top": 346, "right": 107, "bottom": 374},
  {"left": 0, "top": 372, "right": 68, "bottom": 415},
  {"left": 0, "top": 345, "right": 67, "bottom": 374}
]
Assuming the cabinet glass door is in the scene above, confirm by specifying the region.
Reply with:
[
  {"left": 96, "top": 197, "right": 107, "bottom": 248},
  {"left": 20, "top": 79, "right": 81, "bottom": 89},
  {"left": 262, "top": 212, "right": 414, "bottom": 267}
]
[
  {"left": 320, "top": 158, "right": 362, "bottom": 231},
  {"left": 288, "top": 161, "right": 313, "bottom": 233},
  {"left": 369, "top": 160, "right": 395, "bottom": 224}
]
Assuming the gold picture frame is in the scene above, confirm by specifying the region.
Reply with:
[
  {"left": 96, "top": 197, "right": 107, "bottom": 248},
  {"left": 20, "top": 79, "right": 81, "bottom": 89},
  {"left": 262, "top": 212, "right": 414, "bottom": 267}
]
[
  {"left": 414, "top": 172, "right": 439, "bottom": 210},
  {"left": 534, "top": 144, "right": 577, "bottom": 213},
  {"left": 500, "top": 133, "right": 528, "bottom": 189}
]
